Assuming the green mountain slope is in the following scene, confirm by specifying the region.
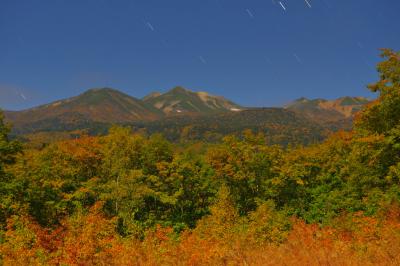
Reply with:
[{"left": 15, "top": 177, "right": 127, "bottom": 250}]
[
  {"left": 143, "top": 86, "right": 243, "bottom": 115},
  {"left": 5, "top": 88, "right": 163, "bottom": 133}
]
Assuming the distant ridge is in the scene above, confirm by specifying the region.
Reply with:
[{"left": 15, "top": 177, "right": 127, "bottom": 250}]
[{"left": 285, "top": 96, "right": 370, "bottom": 125}]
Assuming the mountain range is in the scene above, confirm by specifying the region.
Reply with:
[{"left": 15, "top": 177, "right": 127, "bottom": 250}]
[
  {"left": 2, "top": 87, "right": 370, "bottom": 145},
  {"left": 5, "top": 87, "right": 241, "bottom": 128}
]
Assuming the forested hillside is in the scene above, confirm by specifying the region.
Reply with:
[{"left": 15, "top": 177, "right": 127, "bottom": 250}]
[
  {"left": 0, "top": 49, "right": 400, "bottom": 265},
  {"left": 131, "top": 108, "right": 328, "bottom": 145}
]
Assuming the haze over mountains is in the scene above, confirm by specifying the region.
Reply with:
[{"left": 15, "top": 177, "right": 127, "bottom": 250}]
[{"left": 2, "top": 86, "right": 371, "bottom": 145}]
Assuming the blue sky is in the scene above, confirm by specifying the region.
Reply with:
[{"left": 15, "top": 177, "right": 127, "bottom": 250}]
[{"left": 1, "top": 0, "right": 399, "bottom": 110}]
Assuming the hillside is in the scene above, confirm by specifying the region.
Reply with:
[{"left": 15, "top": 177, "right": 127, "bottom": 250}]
[
  {"left": 132, "top": 108, "right": 327, "bottom": 145},
  {"left": 143, "top": 86, "right": 243, "bottom": 115},
  {"left": 4, "top": 88, "right": 163, "bottom": 132},
  {"left": 285, "top": 96, "right": 370, "bottom": 128}
]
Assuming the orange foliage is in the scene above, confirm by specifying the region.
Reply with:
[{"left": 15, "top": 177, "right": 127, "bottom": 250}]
[{"left": 2, "top": 207, "right": 400, "bottom": 265}]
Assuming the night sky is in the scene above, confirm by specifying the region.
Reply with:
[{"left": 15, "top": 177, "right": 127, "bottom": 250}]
[{"left": 1, "top": 0, "right": 399, "bottom": 110}]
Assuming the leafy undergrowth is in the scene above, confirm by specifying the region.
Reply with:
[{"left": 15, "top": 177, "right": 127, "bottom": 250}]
[{"left": 1, "top": 203, "right": 400, "bottom": 266}]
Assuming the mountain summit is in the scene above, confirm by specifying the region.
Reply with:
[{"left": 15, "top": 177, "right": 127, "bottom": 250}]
[{"left": 143, "top": 86, "right": 243, "bottom": 115}]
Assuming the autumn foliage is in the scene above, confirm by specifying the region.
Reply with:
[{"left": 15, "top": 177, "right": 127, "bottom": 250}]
[
  {"left": 1, "top": 49, "right": 400, "bottom": 265},
  {"left": 1, "top": 203, "right": 400, "bottom": 265}
]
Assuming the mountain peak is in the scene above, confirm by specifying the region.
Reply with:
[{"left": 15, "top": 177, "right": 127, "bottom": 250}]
[
  {"left": 143, "top": 87, "right": 242, "bottom": 115},
  {"left": 336, "top": 96, "right": 370, "bottom": 106},
  {"left": 83, "top": 87, "right": 117, "bottom": 94},
  {"left": 295, "top": 97, "right": 310, "bottom": 102},
  {"left": 142, "top": 91, "right": 162, "bottom": 101},
  {"left": 169, "top": 86, "right": 190, "bottom": 94},
  {"left": 74, "top": 87, "right": 137, "bottom": 106},
  {"left": 6, "top": 88, "right": 163, "bottom": 130}
]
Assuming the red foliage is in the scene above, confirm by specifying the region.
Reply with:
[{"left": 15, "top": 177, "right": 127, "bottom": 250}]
[{"left": 2, "top": 207, "right": 400, "bottom": 265}]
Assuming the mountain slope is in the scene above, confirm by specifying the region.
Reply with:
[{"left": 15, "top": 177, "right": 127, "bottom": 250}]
[
  {"left": 130, "top": 108, "right": 327, "bottom": 145},
  {"left": 285, "top": 96, "right": 370, "bottom": 127},
  {"left": 143, "top": 86, "right": 243, "bottom": 115},
  {"left": 5, "top": 88, "right": 163, "bottom": 133}
]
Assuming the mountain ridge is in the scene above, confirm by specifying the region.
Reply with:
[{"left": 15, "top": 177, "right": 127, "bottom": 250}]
[{"left": 2, "top": 88, "right": 371, "bottom": 143}]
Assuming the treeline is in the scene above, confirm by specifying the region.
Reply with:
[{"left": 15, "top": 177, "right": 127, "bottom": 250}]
[
  {"left": 130, "top": 107, "right": 328, "bottom": 145},
  {"left": 12, "top": 107, "right": 329, "bottom": 148},
  {"left": 0, "top": 49, "right": 400, "bottom": 265}
]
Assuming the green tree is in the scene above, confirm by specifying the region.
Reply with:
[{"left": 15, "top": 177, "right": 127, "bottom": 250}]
[
  {"left": 356, "top": 49, "right": 400, "bottom": 134},
  {"left": 141, "top": 133, "right": 173, "bottom": 175},
  {"left": 0, "top": 110, "right": 22, "bottom": 229},
  {"left": 193, "top": 185, "right": 241, "bottom": 240},
  {"left": 0, "top": 111, "right": 21, "bottom": 179},
  {"left": 206, "top": 131, "right": 282, "bottom": 215}
]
